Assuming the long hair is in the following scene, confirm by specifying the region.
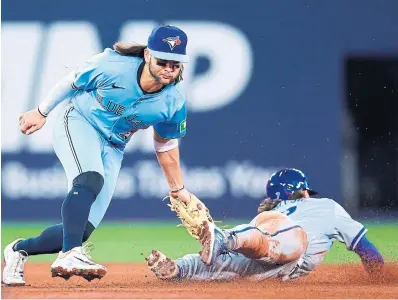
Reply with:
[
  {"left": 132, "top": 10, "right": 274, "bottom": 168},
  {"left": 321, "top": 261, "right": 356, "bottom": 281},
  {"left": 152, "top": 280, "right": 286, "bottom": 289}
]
[
  {"left": 113, "top": 41, "right": 146, "bottom": 57},
  {"left": 112, "top": 41, "right": 184, "bottom": 85},
  {"left": 288, "top": 190, "right": 307, "bottom": 200}
]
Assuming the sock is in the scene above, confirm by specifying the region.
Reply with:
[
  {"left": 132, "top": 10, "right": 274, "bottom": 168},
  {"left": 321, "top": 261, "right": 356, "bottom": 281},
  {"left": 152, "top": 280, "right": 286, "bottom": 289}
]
[
  {"left": 61, "top": 185, "right": 97, "bottom": 252},
  {"left": 13, "top": 222, "right": 95, "bottom": 255}
]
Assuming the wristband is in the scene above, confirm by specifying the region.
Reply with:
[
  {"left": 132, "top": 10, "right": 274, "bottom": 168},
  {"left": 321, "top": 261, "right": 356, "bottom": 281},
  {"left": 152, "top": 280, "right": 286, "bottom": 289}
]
[
  {"left": 171, "top": 185, "right": 185, "bottom": 193},
  {"left": 37, "top": 107, "right": 48, "bottom": 117}
]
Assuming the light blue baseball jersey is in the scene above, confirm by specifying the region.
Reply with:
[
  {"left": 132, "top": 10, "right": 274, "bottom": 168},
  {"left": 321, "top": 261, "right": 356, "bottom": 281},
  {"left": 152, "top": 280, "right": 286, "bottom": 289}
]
[
  {"left": 272, "top": 197, "right": 367, "bottom": 279},
  {"left": 70, "top": 48, "right": 187, "bottom": 148}
]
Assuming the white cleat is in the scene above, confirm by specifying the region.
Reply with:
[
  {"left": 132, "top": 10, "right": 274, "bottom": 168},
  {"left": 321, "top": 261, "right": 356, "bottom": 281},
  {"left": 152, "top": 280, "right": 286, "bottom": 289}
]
[
  {"left": 146, "top": 250, "right": 180, "bottom": 280},
  {"left": 50, "top": 245, "right": 106, "bottom": 282},
  {"left": 3, "top": 238, "right": 28, "bottom": 286}
]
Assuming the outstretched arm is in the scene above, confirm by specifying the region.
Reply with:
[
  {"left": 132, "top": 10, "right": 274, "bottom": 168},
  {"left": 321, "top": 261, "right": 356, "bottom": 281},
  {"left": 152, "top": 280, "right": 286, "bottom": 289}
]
[
  {"left": 354, "top": 235, "right": 384, "bottom": 275},
  {"left": 333, "top": 201, "right": 384, "bottom": 277},
  {"left": 154, "top": 131, "right": 190, "bottom": 204}
]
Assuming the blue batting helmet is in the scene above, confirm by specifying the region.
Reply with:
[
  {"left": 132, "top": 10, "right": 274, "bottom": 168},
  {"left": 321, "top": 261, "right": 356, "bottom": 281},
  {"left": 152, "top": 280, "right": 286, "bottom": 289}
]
[{"left": 266, "top": 168, "right": 317, "bottom": 200}]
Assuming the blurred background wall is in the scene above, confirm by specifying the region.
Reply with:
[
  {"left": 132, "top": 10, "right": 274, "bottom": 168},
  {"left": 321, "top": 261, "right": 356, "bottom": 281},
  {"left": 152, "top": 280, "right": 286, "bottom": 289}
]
[{"left": 2, "top": 0, "right": 398, "bottom": 222}]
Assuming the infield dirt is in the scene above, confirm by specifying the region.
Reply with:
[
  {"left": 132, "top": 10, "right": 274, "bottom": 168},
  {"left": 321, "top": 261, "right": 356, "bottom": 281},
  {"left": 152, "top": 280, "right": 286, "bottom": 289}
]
[{"left": 2, "top": 263, "right": 398, "bottom": 299}]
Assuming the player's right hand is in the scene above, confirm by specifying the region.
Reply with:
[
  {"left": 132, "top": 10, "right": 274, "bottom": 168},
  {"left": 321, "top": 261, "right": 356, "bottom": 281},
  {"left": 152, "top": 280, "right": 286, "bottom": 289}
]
[
  {"left": 19, "top": 109, "right": 47, "bottom": 135},
  {"left": 170, "top": 188, "right": 191, "bottom": 205}
]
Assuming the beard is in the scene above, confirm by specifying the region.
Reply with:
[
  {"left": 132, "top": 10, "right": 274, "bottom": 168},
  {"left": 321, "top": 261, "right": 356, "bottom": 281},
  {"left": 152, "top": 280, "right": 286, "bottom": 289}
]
[{"left": 148, "top": 59, "right": 175, "bottom": 86}]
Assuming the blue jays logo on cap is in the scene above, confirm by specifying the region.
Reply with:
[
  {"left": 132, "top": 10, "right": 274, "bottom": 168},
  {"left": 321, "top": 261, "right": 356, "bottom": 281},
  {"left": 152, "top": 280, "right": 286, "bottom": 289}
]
[
  {"left": 162, "top": 36, "right": 182, "bottom": 50},
  {"left": 147, "top": 25, "right": 189, "bottom": 63}
]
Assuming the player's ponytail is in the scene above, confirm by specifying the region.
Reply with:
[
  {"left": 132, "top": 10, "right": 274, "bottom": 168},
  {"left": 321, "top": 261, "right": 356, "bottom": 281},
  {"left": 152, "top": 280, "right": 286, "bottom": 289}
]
[{"left": 113, "top": 42, "right": 146, "bottom": 58}]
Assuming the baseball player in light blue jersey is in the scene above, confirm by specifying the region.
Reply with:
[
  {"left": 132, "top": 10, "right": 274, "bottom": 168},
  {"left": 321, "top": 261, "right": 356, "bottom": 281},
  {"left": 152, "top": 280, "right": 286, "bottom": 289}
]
[
  {"left": 3, "top": 25, "right": 195, "bottom": 285},
  {"left": 146, "top": 168, "right": 384, "bottom": 282}
]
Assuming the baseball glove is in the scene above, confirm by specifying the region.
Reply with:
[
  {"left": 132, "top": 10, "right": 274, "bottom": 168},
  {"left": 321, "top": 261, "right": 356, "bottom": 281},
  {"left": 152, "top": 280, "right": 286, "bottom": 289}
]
[{"left": 166, "top": 193, "right": 215, "bottom": 240}]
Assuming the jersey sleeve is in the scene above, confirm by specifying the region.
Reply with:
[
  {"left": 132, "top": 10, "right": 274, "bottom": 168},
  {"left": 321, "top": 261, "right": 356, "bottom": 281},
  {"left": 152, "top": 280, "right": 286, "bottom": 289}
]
[
  {"left": 72, "top": 52, "right": 110, "bottom": 91},
  {"left": 153, "top": 102, "right": 187, "bottom": 139},
  {"left": 333, "top": 202, "right": 367, "bottom": 250}
]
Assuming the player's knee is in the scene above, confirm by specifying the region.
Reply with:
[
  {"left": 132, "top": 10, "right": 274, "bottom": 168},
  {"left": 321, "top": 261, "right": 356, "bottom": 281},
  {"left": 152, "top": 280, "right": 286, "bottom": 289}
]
[
  {"left": 278, "top": 228, "right": 308, "bottom": 263},
  {"left": 72, "top": 171, "right": 104, "bottom": 196}
]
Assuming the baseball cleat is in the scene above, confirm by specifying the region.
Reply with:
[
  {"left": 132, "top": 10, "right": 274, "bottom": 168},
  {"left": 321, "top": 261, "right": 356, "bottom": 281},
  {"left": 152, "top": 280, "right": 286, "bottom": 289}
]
[
  {"left": 199, "top": 221, "right": 231, "bottom": 266},
  {"left": 2, "top": 238, "right": 28, "bottom": 286},
  {"left": 50, "top": 246, "right": 106, "bottom": 282},
  {"left": 146, "top": 250, "right": 180, "bottom": 280}
]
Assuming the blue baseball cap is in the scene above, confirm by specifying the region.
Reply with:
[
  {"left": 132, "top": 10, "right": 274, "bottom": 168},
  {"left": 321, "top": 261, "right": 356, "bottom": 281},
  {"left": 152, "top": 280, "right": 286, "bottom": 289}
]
[{"left": 147, "top": 25, "right": 189, "bottom": 63}]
